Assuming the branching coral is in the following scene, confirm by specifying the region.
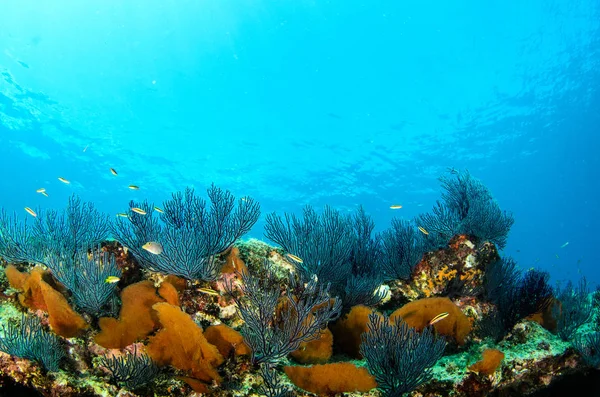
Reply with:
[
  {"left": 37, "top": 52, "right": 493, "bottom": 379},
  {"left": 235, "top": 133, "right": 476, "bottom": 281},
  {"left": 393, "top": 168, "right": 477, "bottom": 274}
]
[
  {"left": 360, "top": 312, "right": 446, "bottom": 397},
  {"left": 378, "top": 218, "right": 427, "bottom": 280},
  {"left": 0, "top": 195, "right": 110, "bottom": 264},
  {"left": 46, "top": 247, "right": 121, "bottom": 316},
  {"left": 34, "top": 194, "right": 111, "bottom": 260},
  {"left": 100, "top": 347, "right": 159, "bottom": 390},
  {"left": 112, "top": 185, "right": 260, "bottom": 281},
  {"left": 265, "top": 205, "right": 385, "bottom": 311},
  {"left": 225, "top": 262, "right": 341, "bottom": 365},
  {"left": 0, "top": 314, "right": 65, "bottom": 372},
  {"left": 418, "top": 171, "right": 514, "bottom": 249},
  {"left": 265, "top": 205, "right": 354, "bottom": 285},
  {"left": 482, "top": 258, "right": 553, "bottom": 341},
  {"left": 553, "top": 277, "right": 593, "bottom": 340}
]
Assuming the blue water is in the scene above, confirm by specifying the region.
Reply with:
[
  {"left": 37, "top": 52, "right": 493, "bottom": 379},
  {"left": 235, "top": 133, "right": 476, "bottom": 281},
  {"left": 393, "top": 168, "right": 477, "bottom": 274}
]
[{"left": 0, "top": 1, "right": 598, "bottom": 286}]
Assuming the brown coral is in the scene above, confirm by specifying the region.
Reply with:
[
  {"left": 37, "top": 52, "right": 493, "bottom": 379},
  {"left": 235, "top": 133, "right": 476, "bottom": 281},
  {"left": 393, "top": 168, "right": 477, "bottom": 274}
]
[
  {"left": 468, "top": 348, "right": 505, "bottom": 376},
  {"left": 95, "top": 280, "right": 170, "bottom": 348},
  {"left": 5, "top": 265, "right": 88, "bottom": 337},
  {"left": 284, "top": 362, "right": 377, "bottom": 394},
  {"left": 147, "top": 303, "right": 224, "bottom": 390},
  {"left": 331, "top": 305, "right": 376, "bottom": 358},
  {"left": 290, "top": 328, "right": 333, "bottom": 364},
  {"left": 204, "top": 323, "right": 251, "bottom": 358},
  {"left": 390, "top": 297, "right": 472, "bottom": 345}
]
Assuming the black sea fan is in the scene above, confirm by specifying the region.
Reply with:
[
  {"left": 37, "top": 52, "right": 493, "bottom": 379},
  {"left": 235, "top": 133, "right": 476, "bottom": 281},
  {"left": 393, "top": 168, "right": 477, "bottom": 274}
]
[
  {"left": 45, "top": 247, "right": 121, "bottom": 315},
  {"left": 112, "top": 184, "right": 260, "bottom": 281},
  {"left": 553, "top": 278, "right": 593, "bottom": 341},
  {"left": 100, "top": 347, "right": 160, "bottom": 390},
  {"left": 225, "top": 262, "right": 342, "bottom": 365},
  {"left": 417, "top": 171, "right": 514, "bottom": 249},
  {"left": 482, "top": 258, "right": 553, "bottom": 341},
  {"left": 0, "top": 315, "right": 65, "bottom": 372},
  {"left": 360, "top": 312, "right": 446, "bottom": 397}
]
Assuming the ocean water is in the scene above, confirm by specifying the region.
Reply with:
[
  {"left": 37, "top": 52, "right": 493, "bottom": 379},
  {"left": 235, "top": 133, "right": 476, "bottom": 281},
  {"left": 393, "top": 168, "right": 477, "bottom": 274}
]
[{"left": 0, "top": 0, "right": 598, "bottom": 286}]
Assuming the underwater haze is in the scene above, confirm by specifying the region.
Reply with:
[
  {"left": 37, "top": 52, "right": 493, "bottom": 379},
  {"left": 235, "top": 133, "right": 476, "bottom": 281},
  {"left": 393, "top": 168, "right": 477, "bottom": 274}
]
[{"left": 0, "top": 1, "right": 599, "bottom": 285}]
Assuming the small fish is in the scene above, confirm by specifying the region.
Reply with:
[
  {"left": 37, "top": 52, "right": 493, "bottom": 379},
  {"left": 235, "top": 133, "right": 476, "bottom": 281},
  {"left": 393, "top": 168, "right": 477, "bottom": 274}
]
[
  {"left": 429, "top": 312, "right": 450, "bottom": 326},
  {"left": 197, "top": 287, "right": 220, "bottom": 296},
  {"left": 418, "top": 226, "right": 429, "bottom": 235},
  {"left": 83, "top": 145, "right": 89, "bottom": 152},
  {"left": 390, "top": 205, "right": 403, "bottom": 210},
  {"left": 105, "top": 276, "right": 120, "bottom": 284},
  {"left": 142, "top": 241, "right": 163, "bottom": 255},
  {"left": 36, "top": 188, "right": 46, "bottom": 193},
  {"left": 154, "top": 206, "right": 164, "bottom": 213},
  {"left": 128, "top": 185, "right": 140, "bottom": 190},
  {"left": 58, "top": 177, "right": 70, "bottom": 184},
  {"left": 560, "top": 241, "right": 569, "bottom": 248},
  {"left": 116, "top": 213, "right": 128, "bottom": 218},
  {"left": 110, "top": 168, "right": 118, "bottom": 176},
  {"left": 41, "top": 191, "right": 49, "bottom": 197},
  {"left": 286, "top": 253, "right": 304, "bottom": 263},
  {"left": 131, "top": 207, "right": 147, "bottom": 215},
  {"left": 24, "top": 207, "right": 37, "bottom": 217},
  {"left": 555, "top": 254, "right": 560, "bottom": 259}
]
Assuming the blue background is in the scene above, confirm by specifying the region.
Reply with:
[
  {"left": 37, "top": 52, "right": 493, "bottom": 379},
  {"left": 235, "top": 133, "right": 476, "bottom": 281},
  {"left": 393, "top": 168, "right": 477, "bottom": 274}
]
[{"left": 0, "top": 0, "right": 598, "bottom": 285}]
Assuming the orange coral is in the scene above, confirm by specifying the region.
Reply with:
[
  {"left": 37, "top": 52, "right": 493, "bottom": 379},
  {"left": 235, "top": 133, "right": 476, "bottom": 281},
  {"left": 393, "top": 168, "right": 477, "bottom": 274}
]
[
  {"left": 5, "top": 265, "right": 28, "bottom": 290},
  {"left": 204, "top": 323, "right": 251, "bottom": 358},
  {"left": 157, "top": 280, "right": 180, "bottom": 306},
  {"left": 290, "top": 328, "right": 333, "bottom": 364},
  {"left": 331, "top": 305, "right": 376, "bottom": 358},
  {"left": 527, "top": 298, "right": 558, "bottom": 332},
  {"left": 39, "top": 279, "right": 88, "bottom": 337},
  {"left": 436, "top": 265, "right": 458, "bottom": 283},
  {"left": 6, "top": 266, "right": 48, "bottom": 311},
  {"left": 164, "top": 275, "right": 187, "bottom": 292},
  {"left": 5, "top": 265, "right": 88, "bottom": 337},
  {"left": 95, "top": 280, "right": 171, "bottom": 348},
  {"left": 468, "top": 348, "right": 504, "bottom": 375},
  {"left": 221, "top": 246, "right": 248, "bottom": 274},
  {"left": 390, "top": 297, "right": 472, "bottom": 345},
  {"left": 284, "top": 362, "right": 377, "bottom": 394},
  {"left": 147, "top": 303, "right": 224, "bottom": 389}
]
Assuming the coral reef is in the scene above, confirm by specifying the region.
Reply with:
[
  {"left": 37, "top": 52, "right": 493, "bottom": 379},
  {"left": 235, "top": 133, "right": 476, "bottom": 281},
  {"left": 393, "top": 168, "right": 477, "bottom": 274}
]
[{"left": 0, "top": 178, "right": 598, "bottom": 397}]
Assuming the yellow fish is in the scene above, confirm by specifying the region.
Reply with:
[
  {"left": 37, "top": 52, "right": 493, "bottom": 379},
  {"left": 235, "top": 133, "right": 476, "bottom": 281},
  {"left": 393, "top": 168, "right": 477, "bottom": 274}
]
[
  {"left": 41, "top": 192, "right": 49, "bottom": 197},
  {"left": 105, "top": 276, "right": 120, "bottom": 284},
  {"left": 142, "top": 241, "right": 163, "bottom": 255},
  {"left": 197, "top": 287, "right": 220, "bottom": 296},
  {"left": 131, "top": 207, "right": 147, "bottom": 215},
  {"left": 154, "top": 206, "right": 164, "bottom": 213},
  {"left": 418, "top": 226, "right": 429, "bottom": 235},
  {"left": 286, "top": 253, "right": 303, "bottom": 263},
  {"left": 390, "top": 205, "right": 403, "bottom": 209},
  {"left": 116, "top": 213, "right": 128, "bottom": 218},
  {"left": 128, "top": 185, "right": 140, "bottom": 190},
  {"left": 110, "top": 168, "right": 118, "bottom": 176},
  {"left": 58, "top": 177, "right": 70, "bottom": 184},
  {"left": 428, "top": 312, "right": 449, "bottom": 326},
  {"left": 24, "top": 207, "right": 37, "bottom": 217},
  {"left": 36, "top": 188, "right": 46, "bottom": 193}
]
